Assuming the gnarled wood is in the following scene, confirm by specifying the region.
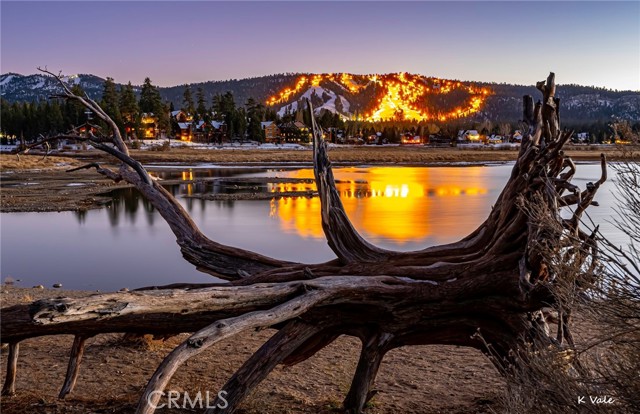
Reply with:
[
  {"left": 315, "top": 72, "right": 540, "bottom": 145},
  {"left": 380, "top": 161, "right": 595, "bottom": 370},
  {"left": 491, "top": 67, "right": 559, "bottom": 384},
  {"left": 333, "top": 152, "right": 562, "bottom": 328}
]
[
  {"left": 1, "top": 343, "right": 19, "bottom": 396},
  {"left": 206, "top": 319, "right": 325, "bottom": 414},
  {"left": 310, "top": 100, "right": 391, "bottom": 263},
  {"left": 58, "top": 335, "right": 89, "bottom": 399},
  {"left": 343, "top": 331, "right": 393, "bottom": 414}
]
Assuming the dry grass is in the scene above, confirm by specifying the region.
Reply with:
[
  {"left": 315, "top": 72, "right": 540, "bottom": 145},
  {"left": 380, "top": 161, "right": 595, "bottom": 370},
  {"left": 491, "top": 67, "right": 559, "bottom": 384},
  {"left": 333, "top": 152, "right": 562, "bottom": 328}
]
[
  {"left": 0, "top": 154, "right": 80, "bottom": 171},
  {"left": 501, "top": 158, "right": 640, "bottom": 414}
]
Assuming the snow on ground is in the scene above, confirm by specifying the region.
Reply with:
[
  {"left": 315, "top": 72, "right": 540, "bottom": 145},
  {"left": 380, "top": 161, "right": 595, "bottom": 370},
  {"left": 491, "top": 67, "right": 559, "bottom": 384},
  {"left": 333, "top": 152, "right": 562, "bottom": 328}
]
[
  {"left": 140, "top": 140, "right": 309, "bottom": 151},
  {"left": 0, "top": 145, "right": 18, "bottom": 152},
  {"left": 458, "top": 143, "right": 520, "bottom": 150}
]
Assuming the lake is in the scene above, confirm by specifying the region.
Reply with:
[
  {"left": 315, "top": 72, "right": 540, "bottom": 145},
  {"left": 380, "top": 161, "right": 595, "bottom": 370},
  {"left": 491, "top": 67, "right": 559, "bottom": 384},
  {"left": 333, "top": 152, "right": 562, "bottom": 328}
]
[{"left": 0, "top": 163, "right": 625, "bottom": 291}]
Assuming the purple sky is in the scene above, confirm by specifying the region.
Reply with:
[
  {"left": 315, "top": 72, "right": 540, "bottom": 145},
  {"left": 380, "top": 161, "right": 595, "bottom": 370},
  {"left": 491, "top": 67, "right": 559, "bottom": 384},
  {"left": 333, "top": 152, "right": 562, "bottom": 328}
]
[{"left": 1, "top": 1, "right": 639, "bottom": 90}]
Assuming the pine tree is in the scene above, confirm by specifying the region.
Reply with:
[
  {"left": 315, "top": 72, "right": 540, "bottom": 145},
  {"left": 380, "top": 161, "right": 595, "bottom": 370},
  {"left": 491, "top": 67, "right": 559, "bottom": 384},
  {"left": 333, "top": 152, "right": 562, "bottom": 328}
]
[
  {"left": 47, "top": 100, "right": 64, "bottom": 134},
  {"left": 155, "top": 101, "right": 170, "bottom": 137},
  {"left": 139, "top": 77, "right": 161, "bottom": 114},
  {"left": 182, "top": 85, "right": 195, "bottom": 115},
  {"left": 101, "top": 77, "right": 122, "bottom": 129},
  {"left": 119, "top": 82, "right": 140, "bottom": 139},
  {"left": 213, "top": 92, "right": 237, "bottom": 139},
  {"left": 119, "top": 82, "right": 139, "bottom": 123},
  {"left": 233, "top": 106, "right": 247, "bottom": 141},
  {"left": 196, "top": 87, "right": 208, "bottom": 121},
  {"left": 246, "top": 98, "right": 265, "bottom": 142}
]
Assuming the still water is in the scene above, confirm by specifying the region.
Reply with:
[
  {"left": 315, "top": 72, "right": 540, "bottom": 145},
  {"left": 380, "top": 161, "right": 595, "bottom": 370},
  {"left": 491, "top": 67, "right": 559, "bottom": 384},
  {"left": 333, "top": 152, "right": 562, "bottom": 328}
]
[{"left": 0, "top": 163, "right": 624, "bottom": 291}]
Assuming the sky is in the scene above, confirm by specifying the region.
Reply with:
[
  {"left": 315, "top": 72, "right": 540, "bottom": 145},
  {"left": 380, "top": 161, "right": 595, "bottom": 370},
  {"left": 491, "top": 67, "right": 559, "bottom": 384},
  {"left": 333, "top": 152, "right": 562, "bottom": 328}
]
[{"left": 1, "top": 1, "right": 639, "bottom": 90}]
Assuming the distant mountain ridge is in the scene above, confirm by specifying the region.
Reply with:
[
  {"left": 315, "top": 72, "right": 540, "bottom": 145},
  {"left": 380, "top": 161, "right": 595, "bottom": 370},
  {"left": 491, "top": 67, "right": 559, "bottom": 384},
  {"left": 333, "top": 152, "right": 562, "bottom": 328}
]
[{"left": 1, "top": 72, "right": 638, "bottom": 124}]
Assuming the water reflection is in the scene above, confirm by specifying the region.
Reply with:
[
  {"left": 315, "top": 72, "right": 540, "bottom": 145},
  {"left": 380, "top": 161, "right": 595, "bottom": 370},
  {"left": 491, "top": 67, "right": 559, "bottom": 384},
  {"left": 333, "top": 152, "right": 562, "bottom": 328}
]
[
  {"left": 3, "top": 163, "right": 622, "bottom": 291},
  {"left": 95, "top": 166, "right": 495, "bottom": 246},
  {"left": 269, "top": 167, "right": 491, "bottom": 243}
]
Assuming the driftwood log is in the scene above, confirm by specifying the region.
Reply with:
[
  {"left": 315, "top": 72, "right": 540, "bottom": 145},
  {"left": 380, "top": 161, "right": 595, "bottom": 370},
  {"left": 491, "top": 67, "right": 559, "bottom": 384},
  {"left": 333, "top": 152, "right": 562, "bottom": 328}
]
[{"left": 1, "top": 71, "right": 605, "bottom": 414}]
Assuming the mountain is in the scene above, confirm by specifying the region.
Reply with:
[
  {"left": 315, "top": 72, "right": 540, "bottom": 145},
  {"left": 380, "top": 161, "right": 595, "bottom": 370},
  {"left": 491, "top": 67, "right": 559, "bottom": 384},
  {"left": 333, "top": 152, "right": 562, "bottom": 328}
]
[
  {"left": 1, "top": 72, "right": 638, "bottom": 124},
  {"left": 0, "top": 73, "right": 107, "bottom": 102}
]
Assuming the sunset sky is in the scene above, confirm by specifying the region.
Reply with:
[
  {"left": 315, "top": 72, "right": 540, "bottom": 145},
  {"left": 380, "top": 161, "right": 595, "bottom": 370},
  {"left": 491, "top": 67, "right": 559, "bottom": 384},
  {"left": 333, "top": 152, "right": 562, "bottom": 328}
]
[{"left": 1, "top": 1, "right": 639, "bottom": 90}]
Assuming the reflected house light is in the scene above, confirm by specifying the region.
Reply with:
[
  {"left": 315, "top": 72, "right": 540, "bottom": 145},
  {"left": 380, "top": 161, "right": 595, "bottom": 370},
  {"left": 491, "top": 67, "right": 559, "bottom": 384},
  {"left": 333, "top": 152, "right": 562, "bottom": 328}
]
[{"left": 270, "top": 167, "right": 489, "bottom": 243}]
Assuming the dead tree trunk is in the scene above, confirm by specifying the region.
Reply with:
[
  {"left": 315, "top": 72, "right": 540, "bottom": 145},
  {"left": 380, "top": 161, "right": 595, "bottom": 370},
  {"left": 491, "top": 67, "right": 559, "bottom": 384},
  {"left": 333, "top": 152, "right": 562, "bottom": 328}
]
[{"left": 1, "top": 71, "right": 606, "bottom": 414}]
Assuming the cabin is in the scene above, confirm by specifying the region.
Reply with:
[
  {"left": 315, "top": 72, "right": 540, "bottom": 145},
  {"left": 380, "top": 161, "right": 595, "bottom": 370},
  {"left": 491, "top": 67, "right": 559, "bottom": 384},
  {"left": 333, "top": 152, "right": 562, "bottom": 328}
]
[
  {"left": 261, "top": 121, "right": 280, "bottom": 143},
  {"left": 171, "top": 110, "right": 192, "bottom": 123},
  {"left": 401, "top": 133, "right": 422, "bottom": 145},
  {"left": 72, "top": 122, "right": 101, "bottom": 136},
  {"left": 459, "top": 130, "right": 480, "bottom": 142},
  {"left": 511, "top": 130, "right": 523, "bottom": 143},
  {"left": 193, "top": 120, "right": 227, "bottom": 143},
  {"left": 277, "top": 121, "right": 311, "bottom": 143},
  {"left": 141, "top": 113, "right": 158, "bottom": 139},
  {"left": 177, "top": 123, "right": 193, "bottom": 141},
  {"left": 575, "top": 132, "right": 590, "bottom": 143}
]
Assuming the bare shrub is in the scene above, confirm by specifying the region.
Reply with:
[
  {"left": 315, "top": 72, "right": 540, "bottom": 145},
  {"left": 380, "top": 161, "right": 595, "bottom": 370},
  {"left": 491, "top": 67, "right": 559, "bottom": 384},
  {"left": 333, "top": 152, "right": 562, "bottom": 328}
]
[{"left": 500, "top": 156, "right": 640, "bottom": 413}]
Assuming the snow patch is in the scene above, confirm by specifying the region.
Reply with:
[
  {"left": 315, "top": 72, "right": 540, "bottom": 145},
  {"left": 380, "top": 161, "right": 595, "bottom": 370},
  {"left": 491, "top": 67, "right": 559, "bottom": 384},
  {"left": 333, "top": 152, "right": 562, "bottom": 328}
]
[
  {"left": 277, "top": 86, "right": 351, "bottom": 118},
  {"left": 0, "top": 74, "right": 15, "bottom": 87}
]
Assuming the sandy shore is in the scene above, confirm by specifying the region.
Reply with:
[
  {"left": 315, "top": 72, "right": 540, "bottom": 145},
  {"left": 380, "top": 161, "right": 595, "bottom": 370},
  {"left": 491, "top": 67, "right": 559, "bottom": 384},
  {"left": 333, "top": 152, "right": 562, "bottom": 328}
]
[{"left": 0, "top": 285, "right": 504, "bottom": 414}]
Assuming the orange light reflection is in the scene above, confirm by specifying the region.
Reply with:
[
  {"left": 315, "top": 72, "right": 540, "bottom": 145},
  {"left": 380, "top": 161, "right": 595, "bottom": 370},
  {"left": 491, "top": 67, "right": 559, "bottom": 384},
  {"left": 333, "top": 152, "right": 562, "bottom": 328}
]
[{"left": 270, "top": 167, "right": 489, "bottom": 244}]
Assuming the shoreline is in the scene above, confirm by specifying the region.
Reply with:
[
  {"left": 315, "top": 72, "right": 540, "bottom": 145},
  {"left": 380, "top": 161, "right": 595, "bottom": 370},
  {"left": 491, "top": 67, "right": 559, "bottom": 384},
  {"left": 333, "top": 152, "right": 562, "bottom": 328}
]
[{"left": 0, "top": 146, "right": 631, "bottom": 213}]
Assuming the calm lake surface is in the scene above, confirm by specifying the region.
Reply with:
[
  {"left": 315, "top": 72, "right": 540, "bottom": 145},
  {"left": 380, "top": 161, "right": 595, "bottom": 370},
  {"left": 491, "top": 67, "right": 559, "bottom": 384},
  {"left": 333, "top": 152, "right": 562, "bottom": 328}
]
[{"left": 0, "top": 163, "right": 625, "bottom": 291}]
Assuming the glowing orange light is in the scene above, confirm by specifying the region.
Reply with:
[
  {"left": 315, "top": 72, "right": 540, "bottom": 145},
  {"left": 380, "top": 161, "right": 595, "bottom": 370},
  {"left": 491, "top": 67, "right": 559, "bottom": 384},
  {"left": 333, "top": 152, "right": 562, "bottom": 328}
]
[
  {"left": 269, "top": 167, "right": 489, "bottom": 243},
  {"left": 266, "top": 73, "right": 491, "bottom": 122}
]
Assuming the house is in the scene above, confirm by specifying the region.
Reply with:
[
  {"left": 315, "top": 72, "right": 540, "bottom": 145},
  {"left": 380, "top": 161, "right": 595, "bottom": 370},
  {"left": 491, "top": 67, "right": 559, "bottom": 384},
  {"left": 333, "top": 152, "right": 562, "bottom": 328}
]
[
  {"left": 171, "top": 110, "right": 192, "bottom": 123},
  {"left": 177, "top": 123, "right": 193, "bottom": 141},
  {"left": 170, "top": 111, "right": 195, "bottom": 141},
  {"left": 72, "top": 122, "right": 101, "bottom": 136},
  {"left": 140, "top": 113, "right": 158, "bottom": 139},
  {"left": 193, "top": 120, "right": 210, "bottom": 143},
  {"left": 575, "top": 132, "right": 589, "bottom": 143},
  {"left": 277, "top": 121, "right": 311, "bottom": 143},
  {"left": 401, "top": 133, "right": 422, "bottom": 145},
  {"left": 511, "top": 130, "right": 523, "bottom": 142},
  {"left": 193, "top": 120, "right": 227, "bottom": 143},
  {"left": 460, "top": 130, "right": 480, "bottom": 142},
  {"left": 261, "top": 121, "right": 280, "bottom": 143},
  {"left": 211, "top": 121, "right": 227, "bottom": 144}
]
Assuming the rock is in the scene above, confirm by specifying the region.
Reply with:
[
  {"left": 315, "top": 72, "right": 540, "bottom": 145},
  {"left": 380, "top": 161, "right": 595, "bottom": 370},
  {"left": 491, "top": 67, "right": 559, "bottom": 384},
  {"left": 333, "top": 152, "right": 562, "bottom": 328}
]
[
  {"left": 119, "top": 287, "right": 129, "bottom": 292},
  {"left": 33, "top": 285, "right": 44, "bottom": 289},
  {"left": 53, "top": 283, "right": 62, "bottom": 288}
]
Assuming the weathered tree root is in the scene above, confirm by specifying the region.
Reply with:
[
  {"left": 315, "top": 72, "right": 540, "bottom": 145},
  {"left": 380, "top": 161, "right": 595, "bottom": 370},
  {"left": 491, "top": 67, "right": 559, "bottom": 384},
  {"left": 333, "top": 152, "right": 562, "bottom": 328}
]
[{"left": 1, "top": 72, "right": 606, "bottom": 414}]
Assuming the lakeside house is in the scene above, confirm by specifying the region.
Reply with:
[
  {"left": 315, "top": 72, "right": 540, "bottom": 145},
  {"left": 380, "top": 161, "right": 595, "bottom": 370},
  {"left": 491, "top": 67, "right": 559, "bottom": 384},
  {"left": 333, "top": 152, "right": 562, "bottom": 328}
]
[
  {"left": 72, "top": 121, "right": 101, "bottom": 137},
  {"left": 261, "top": 121, "right": 280, "bottom": 143},
  {"left": 277, "top": 121, "right": 311, "bottom": 143},
  {"left": 194, "top": 120, "right": 227, "bottom": 143},
  {"left": 141, "top": 113, "right": 158, "bottom": 139},
  {"left": 177, "top": 122, "right": 193, "bottom": 141}
]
